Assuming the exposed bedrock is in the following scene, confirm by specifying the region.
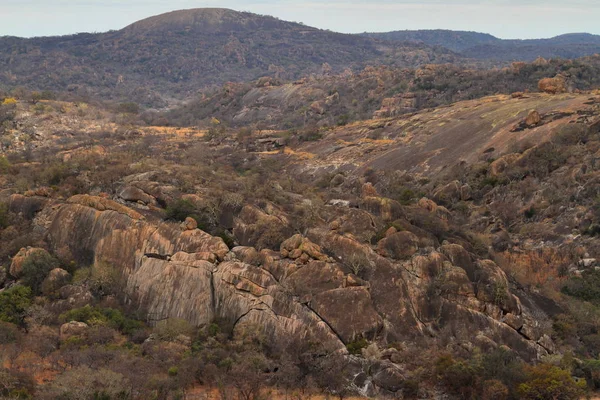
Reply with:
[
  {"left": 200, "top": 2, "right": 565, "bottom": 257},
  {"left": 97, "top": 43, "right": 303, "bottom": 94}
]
[{"left": 37, "top": 195, "right": 550, "bottom": 362}]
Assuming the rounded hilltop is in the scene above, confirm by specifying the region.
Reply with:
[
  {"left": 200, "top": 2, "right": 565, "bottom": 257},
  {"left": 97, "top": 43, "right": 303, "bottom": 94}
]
[{"left": 121, "top": 8, "right": 310, "bottom": 35}]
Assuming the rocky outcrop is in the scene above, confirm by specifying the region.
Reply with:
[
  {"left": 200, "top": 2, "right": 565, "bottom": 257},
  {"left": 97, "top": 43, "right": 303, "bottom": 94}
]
[{"left": 38, "top": 194, "right": 551, "bottom": 363}]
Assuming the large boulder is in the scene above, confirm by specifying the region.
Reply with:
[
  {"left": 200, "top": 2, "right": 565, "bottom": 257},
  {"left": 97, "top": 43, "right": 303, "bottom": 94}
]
[
  {"left": 525, "top": 110, "right": 541, "bottom": 127},
  {"left": 59, "top": 321, "right": 89, "bottom": 341},
  {"left": 118, "top": 186, "right": 157, "bottom": 205},
  {"left": 538, "top": 76, "right": 566, "bottom": 94}
]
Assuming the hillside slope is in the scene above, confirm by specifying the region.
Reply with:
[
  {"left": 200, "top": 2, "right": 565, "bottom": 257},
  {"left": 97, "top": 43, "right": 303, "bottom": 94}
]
[{"left": 0, "top": 8, "right": 459, "bottom": 107}]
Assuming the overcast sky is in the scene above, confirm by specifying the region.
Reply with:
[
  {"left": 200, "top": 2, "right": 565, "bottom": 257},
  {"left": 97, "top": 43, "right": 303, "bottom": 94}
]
[{"left": 2, "top": 0, "right": 599, "bottom": 39}]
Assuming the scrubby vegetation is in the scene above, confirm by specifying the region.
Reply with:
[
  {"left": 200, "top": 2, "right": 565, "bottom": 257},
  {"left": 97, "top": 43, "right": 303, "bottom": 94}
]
[{"left": 1, "top": 18, "right": 600, "bottom": 398}]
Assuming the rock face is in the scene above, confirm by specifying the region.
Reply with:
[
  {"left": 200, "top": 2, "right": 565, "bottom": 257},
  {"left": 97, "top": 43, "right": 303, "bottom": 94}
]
[{"left": 39, "top": 194, "right": 550, "bottom": 366}]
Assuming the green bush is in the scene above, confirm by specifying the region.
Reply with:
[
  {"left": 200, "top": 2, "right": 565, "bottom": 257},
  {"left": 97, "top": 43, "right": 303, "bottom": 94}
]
[
  {"left": 0, "top": 156, "right": 10, "bottom": 174},
  {"left": 165, "top": 199, "right": 199, "bottom": 222},
  {"left": 60, "top": 305, "right": 143, "bottom": 335},
  {"left": 0, "top": 286, "right": 32, "bottom": 325},
  {"left": 518, "top": 364, "right": 586, "bottom": 400},
  {"left": 154, "top": 318, "right": 193, "bottom": 342},
  {"left": 346, "top": 338, "right": 369, "bottom": 355},
  {"left": 562, "top": 269, "right": 600, "bottom": 304},
  {"left": 20, "top": 250, "right": 60, "bottom": 294}
]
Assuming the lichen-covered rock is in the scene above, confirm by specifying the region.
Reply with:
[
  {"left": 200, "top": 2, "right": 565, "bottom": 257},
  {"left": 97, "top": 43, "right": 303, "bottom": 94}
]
[
  {"left": 119, "top": 185, "right": 157, "bottom": 205},
  {"left": 181, "top": 217, "right": 198, "bottom": 231},
  {"left": 67, "top": 194, "right": 143, "bottom": 220},
  {"left": 525, "top": 110, "right": 541, "bottom": 126},
  {"left": 60, "top": 321, "right": 89, "bottom": 341}
]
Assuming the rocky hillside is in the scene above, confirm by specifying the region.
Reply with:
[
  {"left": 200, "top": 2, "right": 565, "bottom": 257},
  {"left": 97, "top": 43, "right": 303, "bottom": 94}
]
[
  {"left": 1, "top": 83, "right": 600, "bottom": 398},
  {"left": 0, "top": 8, "right": 459, "bottom": 108},
  {"left": 365, "top": 30, "right": 600, "bottom": 62},
  {"left": 162, "top": 55, "right": 600, "bottom": 129}
]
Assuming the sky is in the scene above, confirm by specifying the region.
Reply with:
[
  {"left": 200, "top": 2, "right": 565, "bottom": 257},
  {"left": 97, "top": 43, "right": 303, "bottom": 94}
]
[{"left": 2, "top": 0, "right": 599, "bottom": 39}]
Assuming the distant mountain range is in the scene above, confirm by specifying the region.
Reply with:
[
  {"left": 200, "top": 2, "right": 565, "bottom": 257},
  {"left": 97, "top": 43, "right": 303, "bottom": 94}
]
[
  {"left": 1, "top": 9, "right": 599, "bottom": 107},
  {"left": 363, "top": 30, "right": 600, "bottom": 61}
]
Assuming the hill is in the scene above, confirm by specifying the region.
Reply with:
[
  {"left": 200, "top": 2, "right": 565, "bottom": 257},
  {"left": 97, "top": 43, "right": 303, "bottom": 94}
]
[
  {"left": 0, "top": 8, "right": 459, "bottom": 108},
  {"left": 364, "top": 29, "right": 600, "bottom": 61},
  {"left": 363, "top": 29, "right": 500, "bottom": 52},
  {"left": 161, "top": 55, "right": 600, "bottom": 129}
]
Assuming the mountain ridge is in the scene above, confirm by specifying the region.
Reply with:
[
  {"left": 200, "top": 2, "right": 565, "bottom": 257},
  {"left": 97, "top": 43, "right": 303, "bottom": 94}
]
[{"left": 364, "top": 29, "right": 600, "bottom": 61}]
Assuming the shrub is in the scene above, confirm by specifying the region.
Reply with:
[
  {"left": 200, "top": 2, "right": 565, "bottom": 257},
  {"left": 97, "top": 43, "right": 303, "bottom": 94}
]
[
  {"left": 552, "top": 124, "right": 591, "bottom": 146},
  {"left": 0, "top": 201, "right": 8, "bottom": 229},
  {"left": 154, "top": 318, "right": 193, "bottom": 342},
  {"left": 346, "top": 338, "right": 369, "bottom": 355},
  {"left": 89, "top": 261, "right": 121, "bottom": 296},
  {"left": 517, "top": 364, "right": 586, "bottom": 400},
  {"left": 0, "top": 321, "right": 20, "bottom": 344},
  {"left": 60, "top": 305, "right": 143, "bottom": 335},
  {"left": 40, "top": 366, "right": 131, "bottom": 400},
  {"left": 0, "top": 286, "right": 32, "bottom": 325},
  {"left": 117, "top": 102, "right": 140, "bottom": 114},
  {"left": 20, "top": 250, "right": 60, "bottom": 294},
  {"left": 481, "top": 379, "right": 509, "bottom": 400},
  {"left": 0, "top": 156, "right": 10, "bottom": 174},
  {"left": 562, "top": 269, "right": 600, "bottom": 304},
  {"left": 581, "top": 359, "right": 600, "bottom": 389},
  {"left": 165, "top": 199, "right": 199, "bottom": 222},
  {"left": 0, "top": 368, "right": 35, "bottom": 399}
]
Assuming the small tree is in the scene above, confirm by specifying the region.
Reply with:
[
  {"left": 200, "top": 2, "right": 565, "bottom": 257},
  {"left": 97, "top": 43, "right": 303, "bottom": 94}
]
[
  {"left": 0, "top": 286, "right": 32, "bottom": 325},
  {"left": 20, "top": 250, "right": 60, "bottom": 294},
  {"left": 517, "top": 364, "right": 586, "bottom": 400}
]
